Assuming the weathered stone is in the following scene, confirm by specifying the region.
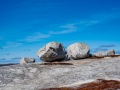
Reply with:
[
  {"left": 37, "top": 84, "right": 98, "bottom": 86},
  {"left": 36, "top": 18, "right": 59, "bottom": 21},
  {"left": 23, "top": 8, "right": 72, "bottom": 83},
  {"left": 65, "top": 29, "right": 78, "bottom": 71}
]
[
  {"left": 0, "top": 57, "right": 120, "bottom": 90},
  {"left": 20, "top": 57, "right": 35, "bottom": 65},
  {"left": 104, "top": 57, "right": 112, "bottom": 59},
  {"left": 67, "top": 42, "right": 90, "bottom": 59},
  {"left": 37, "top": 41, "right": 66, "bottom": 62},
  {"left": 93, "top": 50, "right": 115, "bottom": 57}
]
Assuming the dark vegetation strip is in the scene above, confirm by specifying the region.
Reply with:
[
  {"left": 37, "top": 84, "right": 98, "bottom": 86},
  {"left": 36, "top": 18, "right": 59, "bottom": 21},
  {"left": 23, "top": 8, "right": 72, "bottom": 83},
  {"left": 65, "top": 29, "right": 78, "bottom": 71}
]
[
  {"left": 0, "top": 63, "right": 19, "bottom": 67},
  {"left": 40, "top": 62, "right": 73, "bottom": 65}
]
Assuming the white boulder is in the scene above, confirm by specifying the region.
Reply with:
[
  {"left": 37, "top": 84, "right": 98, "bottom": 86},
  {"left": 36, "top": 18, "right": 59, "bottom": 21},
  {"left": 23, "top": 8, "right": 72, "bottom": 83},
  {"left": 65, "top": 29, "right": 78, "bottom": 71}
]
[
  {"left": 67, "top": 42, "right": 90, "bottom": 59},
  {"left": 37, "top": 41, "right": 66, "bottom": 62}
]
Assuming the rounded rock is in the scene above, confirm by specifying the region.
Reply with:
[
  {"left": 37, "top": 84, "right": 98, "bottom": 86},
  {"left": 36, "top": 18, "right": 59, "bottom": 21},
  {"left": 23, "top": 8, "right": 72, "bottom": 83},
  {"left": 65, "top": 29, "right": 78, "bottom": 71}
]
[
  {"left": 20, "top": 57, "right": 35, "bottom": 65},
  {"left": 36, "top": 41, "right": 66, "bottom": 62},
  {"left": 67, "top": 42, "right": 90, "bottom": 59},
  {"left": 93, "top": 50, "right": 115, "bottom": 57}
]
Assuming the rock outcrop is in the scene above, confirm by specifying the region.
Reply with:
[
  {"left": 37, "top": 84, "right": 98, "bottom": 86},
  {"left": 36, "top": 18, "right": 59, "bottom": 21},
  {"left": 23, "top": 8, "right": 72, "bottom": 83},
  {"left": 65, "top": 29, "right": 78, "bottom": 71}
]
[
  {"left": 0, "top": 57, "right": 120, "bottom": 90},
  {"left": 93, "top": 50, "right": 115, "bottom": 57},
  {"left": 67, "top": 42, "right": 90, "bottom": 59},
  {"left": 37, "top": 41, "right": 66, "bottom": 62},
  {"left": 20, "top": 57, "right": 35, "bottom": 64}
]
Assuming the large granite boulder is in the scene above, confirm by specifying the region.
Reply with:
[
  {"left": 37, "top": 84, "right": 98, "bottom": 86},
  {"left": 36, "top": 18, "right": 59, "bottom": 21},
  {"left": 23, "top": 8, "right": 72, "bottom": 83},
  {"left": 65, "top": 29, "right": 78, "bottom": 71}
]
[
  {"left": 93, "top": 50, "right": 115, "bottom": 57},
  {"left": 67, "top": 42, "right": 90, "bottom": 59},
  {"left": 20, "top": 57, "right": 35, "bottom": 65},
  {"left": 37, "top": 41, "right": 66, "bottom": 62}
]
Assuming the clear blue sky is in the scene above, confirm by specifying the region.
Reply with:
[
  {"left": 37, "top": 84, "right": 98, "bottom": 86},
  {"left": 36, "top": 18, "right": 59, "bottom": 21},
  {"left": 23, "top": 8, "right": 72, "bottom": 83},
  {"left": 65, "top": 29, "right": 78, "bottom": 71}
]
[{"left": 0, "top": 0, "right": 120, "bottom": 64}]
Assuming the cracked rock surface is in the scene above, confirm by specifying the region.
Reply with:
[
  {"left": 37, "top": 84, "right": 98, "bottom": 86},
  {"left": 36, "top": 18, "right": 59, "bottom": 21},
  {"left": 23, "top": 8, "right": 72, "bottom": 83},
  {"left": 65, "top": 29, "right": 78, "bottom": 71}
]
[{"left": 0, "top": 57, "right": 120, "bottom": 90}]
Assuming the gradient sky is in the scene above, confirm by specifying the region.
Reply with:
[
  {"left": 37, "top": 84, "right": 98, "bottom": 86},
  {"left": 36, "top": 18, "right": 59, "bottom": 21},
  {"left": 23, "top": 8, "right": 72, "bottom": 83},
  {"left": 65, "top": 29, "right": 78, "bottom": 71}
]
[{"left": 0, "top": 0, "right": 120, "bottom": 64}]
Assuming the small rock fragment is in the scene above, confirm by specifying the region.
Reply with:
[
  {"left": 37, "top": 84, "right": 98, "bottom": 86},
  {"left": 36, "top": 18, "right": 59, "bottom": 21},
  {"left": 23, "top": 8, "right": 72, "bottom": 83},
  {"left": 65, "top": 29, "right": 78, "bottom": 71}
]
[{"left": 20, "top": 57, "right": 35, "bottom": 65}]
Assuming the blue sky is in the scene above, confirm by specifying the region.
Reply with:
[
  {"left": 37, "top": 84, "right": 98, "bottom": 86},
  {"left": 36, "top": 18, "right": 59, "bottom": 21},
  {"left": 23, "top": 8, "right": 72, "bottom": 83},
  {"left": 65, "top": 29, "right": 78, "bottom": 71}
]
[{"left": 0, "top": 0, "right": 120, "bottom": 64}]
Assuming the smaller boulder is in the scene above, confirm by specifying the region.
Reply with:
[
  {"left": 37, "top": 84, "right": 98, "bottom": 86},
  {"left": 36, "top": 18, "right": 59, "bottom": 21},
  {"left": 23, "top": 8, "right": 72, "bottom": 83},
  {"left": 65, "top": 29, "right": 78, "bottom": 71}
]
[
  {"left": 93, "top": 50, "right": 115, "bottom": 57},
  {"left": 20, "top": 57, "right": 35, "bottom": 65},
  {"left": 67, "top": 42, "right": 90, "bottom": 59}
]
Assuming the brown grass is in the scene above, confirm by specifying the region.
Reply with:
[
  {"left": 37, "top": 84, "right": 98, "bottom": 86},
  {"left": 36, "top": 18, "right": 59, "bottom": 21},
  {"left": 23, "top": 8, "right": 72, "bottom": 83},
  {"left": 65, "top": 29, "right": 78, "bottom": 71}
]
[{"left": 41, "top": 79, "right": 120, "bottom": 90}]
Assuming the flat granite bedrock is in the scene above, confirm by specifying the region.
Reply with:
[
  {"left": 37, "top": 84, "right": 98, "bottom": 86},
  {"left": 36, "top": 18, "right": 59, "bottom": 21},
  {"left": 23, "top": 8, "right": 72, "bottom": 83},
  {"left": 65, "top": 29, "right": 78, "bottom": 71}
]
[{"left": 0, "top": 57, "right": 120, "bottom": 90}]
